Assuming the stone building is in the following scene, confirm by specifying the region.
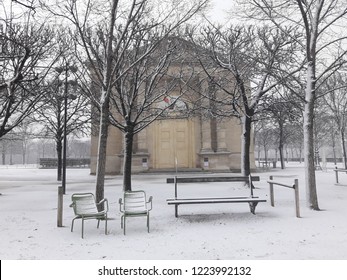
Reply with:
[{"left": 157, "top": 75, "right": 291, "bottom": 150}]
[{"left": 90, "top": 39, "right": 255, "bottom": 174}]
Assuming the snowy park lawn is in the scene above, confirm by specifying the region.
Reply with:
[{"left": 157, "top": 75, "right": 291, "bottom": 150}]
[{"left": 1, "top": 163, "right": 347, "bottom": 260}]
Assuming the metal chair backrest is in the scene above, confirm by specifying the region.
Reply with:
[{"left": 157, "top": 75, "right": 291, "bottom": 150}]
[
  {"left": 124, "top": 191, "right": 147, "bottom": 213},
  {"left": 71, "top": 193, "right": 98, "bottom": 216}
]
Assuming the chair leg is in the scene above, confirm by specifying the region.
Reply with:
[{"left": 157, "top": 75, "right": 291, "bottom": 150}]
[
  {"left": 97, "top": 219, "right": 100, "bottom": 228},
  {"left": 121, "top": 215, "right": 123, "bottom": 229},
  {"left": 71, "top": 218, "right": 76, "bottom": 232},
  {"left": 123, "top": 216, "right": 126, "bottom": 235},
  {"left": 82, "top": 218, "right": 84, "bottom": 239},
  {"left": 147, "top": 213, "right": 150, "bottom": 233},
  {"left": 105, "top": 214, "right": 108, "bottom": 235}
]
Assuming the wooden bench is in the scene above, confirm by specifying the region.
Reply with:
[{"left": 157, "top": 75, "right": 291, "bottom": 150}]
[
  {"left": 39, "top": 158, "right": 90, "bottom": 168},
  {"left": 259, "top": 161, "right": 270, "bottom": 168},
  {"left": 39, "top": 158, "right": 58, "bottom": 168},
  {"left": 166, "top": 175, "right": 266, "bottom": 217}
]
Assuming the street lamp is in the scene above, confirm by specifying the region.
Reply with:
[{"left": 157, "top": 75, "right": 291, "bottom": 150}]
[{"left": 56, "top": 63, "right": 77, "bottom": 194}]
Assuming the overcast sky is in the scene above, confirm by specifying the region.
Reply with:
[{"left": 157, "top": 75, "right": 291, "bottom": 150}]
[{"left": 205, "top": 0, "right": 234, "bottom": 23}]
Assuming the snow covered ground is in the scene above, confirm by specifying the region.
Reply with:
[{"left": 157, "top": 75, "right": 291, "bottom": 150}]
[{"left": 1, "top": 162, "right": 347, "bottom": 260}]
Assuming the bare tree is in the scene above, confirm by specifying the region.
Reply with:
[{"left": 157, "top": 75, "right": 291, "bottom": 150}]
[
  {"left": 260, "top": 90, "right": 302, "bottom": 169},
  {"left": 254, "top": 120, "right": 276, "bottom": 165},
  {"left": 43, "top": 0, "right": 208, "bottom": 203},
  {"left": 69, "top": 138, "right": 90, "bottom": 159},
  {"left": 108, "top": 36, "right": 198, "bottom": 190},
  {"left": 0, "top": 122, "right": 36, "bottom": 164},
  {"left": 34, "top": 67, "right": 90, "bottom": 181},
  {"left": 285, "top": 122, "right": 304, "bottom": 162},
  {"left": 0, "top": 2, "right": 56, "bottom": 138},
  {"left": 0, "top": 133, "right": 17, "bottom": 164},
  {"left": 323, "top": 73, "right": 347, "bottom": 169},
  {"left": 239, "top": 0, "right": 347, "bottom": 210},
  {"left": 313, "top": 103, "right": 332, "bottom": 168},
  {"left": 193, "top": 24, "right": 301, "bottom": 176},
  {"left": 16, "top": 121, "right": 36, "bottom": 164}
]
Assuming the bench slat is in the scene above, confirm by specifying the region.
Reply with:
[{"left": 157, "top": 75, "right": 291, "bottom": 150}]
[
  {"left": 167, "top": 197, "right": 266, "bottom": 205},
  {"left": 166, "top": 176, "right": 260, "bottom": 184}
]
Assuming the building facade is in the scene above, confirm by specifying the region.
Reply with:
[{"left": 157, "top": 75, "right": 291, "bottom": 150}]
[
  {"left": 90, "top": 114, "right": 255, "bottom": 174},
  {"left": 90, "top": 39, "right": 255, "bottom": 174}
]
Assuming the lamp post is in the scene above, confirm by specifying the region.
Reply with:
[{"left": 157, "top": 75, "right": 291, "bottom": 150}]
[
  {"left": 56, "top": 63, "right": 77, "bottom": 195},
  {"left": 62, "top": 66, "right": 68, "bottom": 195},
  {"left": 55, "top": 63, "right": 77, "bottom": 227}
]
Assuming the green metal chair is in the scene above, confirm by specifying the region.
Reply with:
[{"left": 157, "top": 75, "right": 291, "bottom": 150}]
[
  {"left": 70, "top": 193, "right": 108, "bottom": 238},
  {"left": 119, "top": 190, "right": 153, "bottom": 235}
]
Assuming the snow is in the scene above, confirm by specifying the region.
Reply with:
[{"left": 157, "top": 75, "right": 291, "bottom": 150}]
[{"left": 1, "top": 162, "right": 347, "bottom": 260}]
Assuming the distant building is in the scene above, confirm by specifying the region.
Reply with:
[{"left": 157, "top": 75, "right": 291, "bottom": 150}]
[{"left": 90, "top": 38, "right": 255, "bottom": 174}]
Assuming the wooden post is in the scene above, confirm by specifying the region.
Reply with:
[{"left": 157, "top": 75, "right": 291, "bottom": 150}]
[
  {"left": 335, "top": 166, "right": 339, "bottom": 184},
  {"left": 57, "top": 186, "right": 63, "bottom": 227},
  {"left": 294, "top": 179, "right": 300, "bottom": 218},
  {"left": 269, "top": 176, "right": 274, "bottom": 207}
]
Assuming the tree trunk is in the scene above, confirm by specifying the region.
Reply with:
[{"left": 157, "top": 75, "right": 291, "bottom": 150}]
[
  {"left": 95, "top": 0, "right": 118, "bottom": 210},
  {"left": 264, "top": 147, "right": 268, "bottom": 164},
  {"left": 303, "top": 63, "right": 320, "bottom": 210},
  {"left": 56, "top": 138, "right": 62, "bottom": 181},
  {"left": 9, "top": 142, "right": 13, "bottom": 165},
  {"left": 340, "top": 129, "right": 347, "bottom": 169},
  {"left": 95, "top": 95, "right": 110, "bottom": 210},
  {"left": 22, "top": 151, "right": 26, "bottom": 165},
  {"left": 279, "top": 145, "right": 285, "bottom": 169},
  {"left": 332, "top": 131, "right": 337, "bottom": 165},
  {"left": 279, "top": 122, "right": 285, "bottom": 169},
  {"left": 123, "top": 127, "right": 134, "bottom": 192},
  {"left": 2, "top": 148, "right": 5, "bottom": 165},
  {"left": 241, "top": 114, "right": 252, "bottom": 177}
]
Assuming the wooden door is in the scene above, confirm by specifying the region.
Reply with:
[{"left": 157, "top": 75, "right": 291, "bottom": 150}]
[{"left": 154, "top": 119, "right": 193, "bottom": 169}]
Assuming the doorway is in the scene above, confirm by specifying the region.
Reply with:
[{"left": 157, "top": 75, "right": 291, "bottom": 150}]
[{"left": 153, "top": 119, "right": 194, "bottom": 169}]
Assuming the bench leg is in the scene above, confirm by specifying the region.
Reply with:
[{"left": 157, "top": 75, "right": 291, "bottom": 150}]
[
  {"left": 82, "top": 218, "right": 85, "bottom": 239},
  {"left": 175, "top": 204, "right": 178, "bottom": 218},
  {"left": 249, "top": 202, "right": 258, "bottom": 214}
]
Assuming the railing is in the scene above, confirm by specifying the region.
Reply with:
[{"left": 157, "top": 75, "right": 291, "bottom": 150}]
[
  {"left": 267, "top": 175, "right": 300, "bottom": 218},
  {"left": 333, "top": 167, "right": 347, "bottom": 184}
]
